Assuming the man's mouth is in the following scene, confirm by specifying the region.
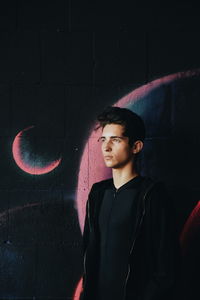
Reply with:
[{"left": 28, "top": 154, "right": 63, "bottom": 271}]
[{"left": 104, "top": 156, "right": 112, "bottom": 160}]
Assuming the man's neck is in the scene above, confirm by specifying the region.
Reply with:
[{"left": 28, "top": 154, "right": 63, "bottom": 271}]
[{"left": 112, "top": 167, "right": 139, "bottom": 189}]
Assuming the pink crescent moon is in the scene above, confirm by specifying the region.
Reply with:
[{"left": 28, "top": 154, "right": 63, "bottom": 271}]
[
  {"left": 76, "top": 69, "right": 200, "bottom": 233},
  {"left": 12, "top": 126, "right": 61, "bottom": 175}
]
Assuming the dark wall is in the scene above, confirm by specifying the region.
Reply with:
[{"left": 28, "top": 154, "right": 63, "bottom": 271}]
[{"left": 0, "top": 1, "right": 200, "bottom": 299}]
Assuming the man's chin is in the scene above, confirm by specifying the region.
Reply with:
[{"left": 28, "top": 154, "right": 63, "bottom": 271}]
[
  {"left": 104, "top": 161, "right": 114, "bottom": 168},
  {"left": 104, "top": 162, "right": 119, "bottom": 169},
  {"left": 104, "top": 162, "right": 125, "bottom": 169},
  {"left": 104, "top": 164, "right": 113, "bottom": 168}
]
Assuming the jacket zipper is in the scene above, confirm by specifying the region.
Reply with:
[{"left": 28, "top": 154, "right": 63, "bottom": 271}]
[{"left": 123, "top": 182, "right": 155, "bottom": 300}]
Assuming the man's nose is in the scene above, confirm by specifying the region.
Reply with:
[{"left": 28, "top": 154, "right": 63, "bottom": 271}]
[{"left": 103, "top": 140, "right": 112, "bottom": 151}]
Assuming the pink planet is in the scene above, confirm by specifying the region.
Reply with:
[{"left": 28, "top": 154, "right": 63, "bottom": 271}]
[{"left": 76, "top": 69, "right": 200, "bottom": 233}]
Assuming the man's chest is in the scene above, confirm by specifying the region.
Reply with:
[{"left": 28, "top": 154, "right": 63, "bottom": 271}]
[{"left": 98, "top": 188, "right": 140, "bottom": 234}]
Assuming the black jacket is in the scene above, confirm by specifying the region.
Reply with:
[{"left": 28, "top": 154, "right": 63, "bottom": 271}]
[{"left": 80, "top": 176, "right": 180, "bottom": 300}]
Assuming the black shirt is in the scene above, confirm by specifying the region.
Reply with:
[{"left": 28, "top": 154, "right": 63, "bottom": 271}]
[{"left": 97, "top": 175, "right": 144, "bottom": 300}]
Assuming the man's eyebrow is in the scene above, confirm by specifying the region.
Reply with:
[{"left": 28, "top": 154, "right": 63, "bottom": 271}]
[{"left": 100, "top": 136, "right": 124, "bottom": 138}]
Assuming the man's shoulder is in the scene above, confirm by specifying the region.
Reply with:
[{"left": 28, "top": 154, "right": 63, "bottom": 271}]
[
  {"left": 137, "top": 176, "right": 168, "bottom": 200},
  {"left": 141, "top": 177, "right": 170, "bottom": 208},
  {"left": 90, "top": 176, "right": 166, "bottom": 194},
  {"left": 88, "top": 178, "right": 113, "bottom": 201},
  {"left": 91, "top": 178, "right": 113, "bottom": 191}
]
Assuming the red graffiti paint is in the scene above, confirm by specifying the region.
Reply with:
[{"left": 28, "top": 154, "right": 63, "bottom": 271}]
[
  {"left": 12, "top": 126, "right": 61, "bottom": 175},
  {"left": 180, "top": 201, "right": 200, "bottom": 256},
  {"left": 73, "top": 277, "right": 83, "bottom": 300}
]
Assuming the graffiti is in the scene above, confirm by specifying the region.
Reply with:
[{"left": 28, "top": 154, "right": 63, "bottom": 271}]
[
  {"left": 73, "top": 277, "right": 83, "bottom": 300},
  {"left": 1, "top": 69, "right": 200, "bottom": 299},
  {"left": 75, "top": 69, "right": 200, "bottom": 299},
  {"left": 12, "top": 126, "right": 62, "bottom": 175},
  {"left": 76, "top": 69, "right": 200, "bottom": 233}
]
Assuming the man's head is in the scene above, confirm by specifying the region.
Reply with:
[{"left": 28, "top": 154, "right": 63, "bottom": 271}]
[
  {"left": 97, "top": 106, "right": 145, "bottom": 146},
  {"left": 96, "top": 106, "right": 145, "bottom": 169}
]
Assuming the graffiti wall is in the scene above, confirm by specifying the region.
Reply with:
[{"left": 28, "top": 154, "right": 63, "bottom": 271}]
[{"left": 0, "top": 1, "right": 200, "bottom": 300}]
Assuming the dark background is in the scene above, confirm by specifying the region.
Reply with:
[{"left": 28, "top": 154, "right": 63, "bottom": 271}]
[{"left": 0, "top": 1, "right": 200, "bottom": 299}]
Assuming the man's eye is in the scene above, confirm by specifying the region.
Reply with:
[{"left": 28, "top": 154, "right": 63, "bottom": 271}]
[
  {"left": 98, "top": 138, "right": 105, "bottom": 142},
  {"left": 113, "top": 138, "right": 121, "bottom": 143}
]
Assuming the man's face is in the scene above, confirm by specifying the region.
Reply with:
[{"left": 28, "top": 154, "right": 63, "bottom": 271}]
[{"left": 99, "top": 123, "right": 135, "bottom": 169}]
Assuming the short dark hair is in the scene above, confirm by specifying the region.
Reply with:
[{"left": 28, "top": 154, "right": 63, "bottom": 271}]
[{"left": 96, "top": 106, "right": 145, "bottom": 146}]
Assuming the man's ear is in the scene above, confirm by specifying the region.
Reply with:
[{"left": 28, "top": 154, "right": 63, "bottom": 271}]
[{"left": 132, "top": 140, "right": 144, "bottom": 154}]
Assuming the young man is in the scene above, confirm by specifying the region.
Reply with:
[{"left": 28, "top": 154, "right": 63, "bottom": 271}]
[{"left": 80, "top": 106, "right": 179, "bottom": 300}]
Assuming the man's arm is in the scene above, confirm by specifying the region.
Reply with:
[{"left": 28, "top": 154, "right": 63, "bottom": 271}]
[
  {"left": 82, "top": 198, "right": 90, "bottom": 252},
  {"left": 80, "top": 183, "right": 96, "bottom": 300},
  {"left": 82, "top": 183, "right": 97, "bottom": 253},
  {"left": 143, "top": 182, "right": 181, "bottom": 300}
]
